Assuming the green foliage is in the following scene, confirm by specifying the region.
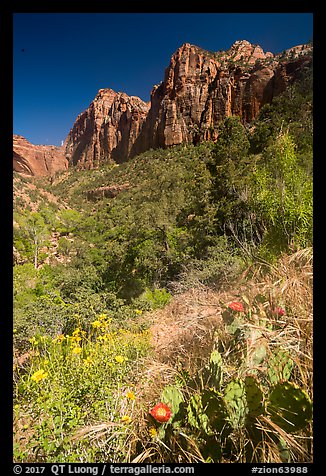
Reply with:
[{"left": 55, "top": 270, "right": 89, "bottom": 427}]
[
  {"left": 267, "top": 382, "right": 312, "bottom": 433},
  {"left": 267, "top": 349, "right": 294, "bottom": 385},
  {"left": 223, "top": 378, "right": 247, "bottom": 428},
  {"left": 250, "top": 66, "right": 313, "bottom": 157},
  {"left": 14, "top": 320, "right": 150, "bottom": 462},
  {"left": 250, "top": 132, "right": 312, "bottom": 256},
  {"left": 14, "top": 210, "right": 51, "bottom": 266},
  {"left": 56, "top": 209, "right": 82, "bottom": 235},
  {"left": 132, "top": 288, "right": 171, "bottom": 311}
]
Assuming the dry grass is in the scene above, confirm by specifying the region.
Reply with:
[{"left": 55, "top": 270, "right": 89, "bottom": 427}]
[{"left": 72, "top": 248, "right": 313, "bottom": 463}]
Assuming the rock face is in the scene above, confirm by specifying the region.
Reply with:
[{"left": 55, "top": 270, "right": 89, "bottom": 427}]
[
  {"left": 86, "top": 183, "right": 130, "bottom": 201},
  {"left": 132, "top": 40, "right": 312, "bottom": 152},
  {"left": 15, "top": 40, "right": 312, "bottom": 173},
  {"left": 13, "top": 135, "right": 68, "bottom": 177},
  {"left": 65, "top": 89, "right": 150, "bottom": 169}
]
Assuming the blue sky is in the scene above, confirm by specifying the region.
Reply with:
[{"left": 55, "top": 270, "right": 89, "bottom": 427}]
[{"left": 13, "top": 13, "right": 313, "bottom": 146}]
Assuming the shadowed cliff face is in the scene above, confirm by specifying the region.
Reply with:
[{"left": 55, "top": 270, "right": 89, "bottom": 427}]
[
  {"left": 65, "top": 89, "right": 150, "bottom": 169},
  {"left": 13, "top": 135, "right": 68, "bottom": 177}
]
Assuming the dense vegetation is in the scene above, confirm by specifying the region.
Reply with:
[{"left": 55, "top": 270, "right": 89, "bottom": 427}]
[{"left": 13, "top": 65, "right": 313, "bottom": 462}]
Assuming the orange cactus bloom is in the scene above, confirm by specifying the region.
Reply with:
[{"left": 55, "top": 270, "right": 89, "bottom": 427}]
[
  {"left": 272, "top": 306, "right": 285, "bottom": 316},
  {"left": 228, "top": 301, "right": 244, "bottom": 312},
  {"left": 149, "top": 402, "right": 172, "bottom": 423}
]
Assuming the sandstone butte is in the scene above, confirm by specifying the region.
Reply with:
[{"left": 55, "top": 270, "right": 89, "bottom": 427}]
[{"left": 13, "top": 40, "right": 313, "bottom": 176}]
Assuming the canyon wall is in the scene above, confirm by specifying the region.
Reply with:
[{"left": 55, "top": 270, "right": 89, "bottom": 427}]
[{"left": 14, "top": 40, "right": 312, "bottom": 174}]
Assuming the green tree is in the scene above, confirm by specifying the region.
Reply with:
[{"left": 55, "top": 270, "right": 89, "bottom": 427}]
[
  {"left": 14, "top": 211, "right": 50, "bottom": 268},
  {"left": 250, "top": 132, "right": 312, "bottom": 257}
]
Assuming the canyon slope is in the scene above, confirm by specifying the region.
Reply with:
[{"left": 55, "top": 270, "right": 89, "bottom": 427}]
[
  {"left": 14, "top": 40, "right": 313, "bottom": 174},
  {"left": 13, "top": 135, "right": 68, "bottom": 176}
]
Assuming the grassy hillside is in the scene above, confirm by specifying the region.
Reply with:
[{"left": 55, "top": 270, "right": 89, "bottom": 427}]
[{"left": 13, "top": 66, "right": 313, "bottom": 463}]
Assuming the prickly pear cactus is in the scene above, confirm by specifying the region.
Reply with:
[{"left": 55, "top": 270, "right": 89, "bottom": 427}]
[
  {"left": 187, "top": 393, "right": 210, "bottom": 433},
  {"left": 223, "top": 379, "right": 247, "bottom": 428},
  {"left": 226, "top": 317, "right": 244, "bottom": 336},
  {"left": 267, "top": 381, "right": 312, "bottom": 433},
  {"left": 187, "top": 390, "right": 230, "bottom": 436},
  {"left": 277, "top": 436, "right": 291, "bottom": 463},
  {"left": 244, "top": 376, "right": 264, "bottom": 418},
  {"left": 245, "top": 328, "right": 267, "bottom": 367},
  {"left": 201, "top": 350, "right": 223, "bottom": 391},
  {"left": 267, "top": 349, "right": 294, "bottom": 385},
  {"left": 208, "top": 350, "right": 223, "bottom": 390},
  {"left": 202, "top": 389, "right": 231, "bottom": 434},
  {"left": 161, "top": 385, "right": 184, "bottom": 423}
]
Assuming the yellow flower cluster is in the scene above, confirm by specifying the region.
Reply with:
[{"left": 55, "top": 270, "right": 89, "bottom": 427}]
[
  {"left": 53, "top": 334, "right": 65, "bottom": 344},
  {"left": 121, "top": 415, "right": 132, "bottom": 424},
  {"left": 29, "top": 337, "right": 38, "bottom": 346},
  {"left": 31, "top": 369, "right": 48, "bottom": 383},
  {"left": 126, "top": 390, "right": 135, "bottom": 400},
  {"left": 83, "top": 356, "right": 93, "bottom": 366},
  {"left": 91, "top": 313, "right": 112, "bottom": 331},
  {"left": 72, "top": 346, "right": 82, "bottom": 355}
]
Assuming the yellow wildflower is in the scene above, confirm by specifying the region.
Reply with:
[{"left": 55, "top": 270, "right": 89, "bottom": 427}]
[
  {"left": 126, "top": 391, "right": 135, "bottom": 400},
  {"left": 29, "top": 337, "right": 38, "bottom": 346},
  {"left": 115, "top": 355, "right": 125, "bottom": 364},
  {"left": 83, "top": 356, "right": 93, "bottom": 366},
  {"left": 53, "top": 334, "right": 65, "bottom": 344},
  {"left": 97, "top": 334, "right": 108, "bottom": 342},
  {"left": 98, "top": 313, "right": 108, "bottom": 321},
  {"left": 121, "top": 415, "right": 132, "bottom": 424},
  {"left": 72, "top": 346, "right": 82, "bottom": 355},
  {"left": 135, "top": 309, "right": 143, "bottom": 315},
  {"left": 73, "top": 328, "right": 81, "bottom": 335},
  {"left": 71, "top": 335, "right": 82, "bottom": 343},
  {"left": 31, "top": 369, "right": 48, "bottom": 383},
  {"left": 43, "top": 360, "right": 49, "bottom": 366},
  {"left": 149, "top": 427, "right": 157, "bottom": 438},
  {"left": 91, "top": 320, "right": 102, "bottom": 329}
]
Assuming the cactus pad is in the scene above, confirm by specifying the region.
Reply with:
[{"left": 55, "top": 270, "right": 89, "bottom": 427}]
[
  {"left": 187, "top": 393, "right": 209, "bottom": 433},
  {"left": 267, "top": 381, "right": 312, "bottom": 433},
  {"left": 201, "top": 350, "right": 223, "bottom": 391},
  {"left": 223, "top": 379, "right": 247, "bottom": 428},
  {"left": 244, "top": 376, "right": 264, "bottom": 418},
  {"left": 161, "top": 385, "right": 184, "bottom": 422},
  {"left": 267, "top": 349, "right": 294, "bottom": 384},
  {"left": 187, "top": 390, "right": 230, "bottom": 435}
]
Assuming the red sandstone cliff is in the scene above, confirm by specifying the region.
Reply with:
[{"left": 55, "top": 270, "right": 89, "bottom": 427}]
[
  {"left": 65, "top": 89, "right": 150, "bottom": 169},
  {"left": 131, "top": 40, "right": 313, "bottom": 153},
  {"left": 13, "top": 135, "right": 68, "bottom": 177},
  {"left": 14, "top": 40, "right": 312, "bottom": 173}
]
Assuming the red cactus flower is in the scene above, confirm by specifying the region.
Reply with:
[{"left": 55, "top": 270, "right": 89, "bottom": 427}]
[
  {"left": 149, "top": 402, "right": 172, "bottom": 423},
  {"left": 272, "top": 307, "right": 285, "bottom": 316},
  {"left": 228, "top": 301, "right": 244, "bottom": 312}
]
